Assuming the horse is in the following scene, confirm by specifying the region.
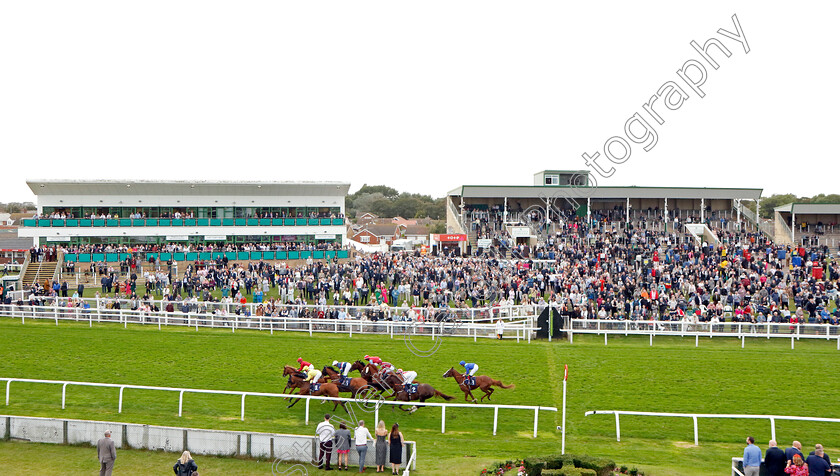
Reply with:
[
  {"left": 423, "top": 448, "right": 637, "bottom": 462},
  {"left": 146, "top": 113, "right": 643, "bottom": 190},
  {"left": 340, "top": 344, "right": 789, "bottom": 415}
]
[
  {"left": 359, "top": 363, "right": 394, "bottom": 395},
  {"left": 391, "top": 379, "right": 454, "bottom": 411},
  {"left": 282, "top": 365, "right": 307, "bottom": 394},
  {"left": 321, "top": 366, "right": 368, "bottom": 395},
  {"left": 287, "top": 381, "right": 347, "bottom": 412},
  {"left": 442, "top": 367, "right": 514, "bottom": 403}
]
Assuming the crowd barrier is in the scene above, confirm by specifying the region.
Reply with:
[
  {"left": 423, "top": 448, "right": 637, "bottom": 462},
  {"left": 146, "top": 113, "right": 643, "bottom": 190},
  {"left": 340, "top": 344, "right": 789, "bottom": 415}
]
[
  {"left": 62, "top": 249, "right": 350, "bottom": 263},
  {"left": 21, "top": 217, "right": 345, "bottom": 228},
  {"left": 585, "top": 410, "right": 840, "bottom": 446},
  {"left": 0, "top": 302, "right": 537, "bottom": 343},
  {"left": 0, "top": 414, "right": 416, "bottom": 472},
  {"left": 1, "top": 377, "right": 556, "bottom": 438},
  {"left": 570, "top": 319, "right": 840, "bottom": 349}
]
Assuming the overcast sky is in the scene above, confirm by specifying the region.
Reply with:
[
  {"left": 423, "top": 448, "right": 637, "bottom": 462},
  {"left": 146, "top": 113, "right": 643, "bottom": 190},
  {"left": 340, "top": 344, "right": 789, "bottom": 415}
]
[{"left": 0, "top": 1, "right": 836, "bottom": 203}]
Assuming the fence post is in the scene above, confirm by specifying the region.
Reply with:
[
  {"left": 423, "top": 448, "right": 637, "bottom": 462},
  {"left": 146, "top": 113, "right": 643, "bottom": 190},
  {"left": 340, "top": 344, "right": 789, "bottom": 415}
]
[
  {"left": 309, "top": 319, "right": 312, "bottom": 337},
  {"left": 650, "top": 333, "right": 653, "bottom": 347},
  {"left": 493, "top": 407, "right": 499, "bottom": 436},
  {"left": 118, "top": 387, "right": 125, "bottom": 413},
  {"left": 441, "top": 406, "right": 446, "bottom": 433},
  {"left": 770, "top": 417, "right": 776, "bottom": 442},
  {"left": 62, "top": 383, "right": 68, "bottom": 409},
  {"left": 615, "top": 413, "right": 621, "bottom": 442},
  {"left": 241, "top": 393, "right": 246, "bottom": 421},
  {"left": 695, "top": 335, "right": 698, "bottom": 347},
  {"left": 791, "top": 337, "right": 795, "bottom": 350},
  {"left": 5, "top": 379, "right": 11, "bottom": 405},
  {"left": 305, "top": 398, "right": 310, "bottom": 425},
  {"left": 693, "top": 416, "right": 699, "bottom": 446},
  {"left": 604, "top": 333, "right": 608, "bottom": 346},
  {"left": 179, "top": 391, "right": 185, "bottom": 417},
  {"left": 533, "top": 407, "right": 539, "bottom": 438}
]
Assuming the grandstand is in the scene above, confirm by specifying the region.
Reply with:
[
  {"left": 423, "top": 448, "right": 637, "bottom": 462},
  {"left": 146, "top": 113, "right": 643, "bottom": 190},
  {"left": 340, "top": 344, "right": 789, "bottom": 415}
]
[
  {"left": 774, "top": 202, "right": 840, "bottom": 250},
  {"left": 18, "top": 180, "right": 350, "bottom": 248},
  {"left": 446, "top": 169, "right": 764, "bottom": 255}
]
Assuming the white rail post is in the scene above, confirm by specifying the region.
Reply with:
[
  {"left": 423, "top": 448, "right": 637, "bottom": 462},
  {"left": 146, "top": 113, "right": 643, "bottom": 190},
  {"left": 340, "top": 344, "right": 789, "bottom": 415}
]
[
  {"left": 309, "top": 319, "right": 313, "bottom": 337},
  {"left": 54, "top": 302, "right": 58, "bottom": 324},
  {"left": 693, "top": 416, "right": 699, "bottom": 446},
  {"left": 604, "top": 333, "right": 608, "bottom": 346},
  {"left": 741, "top": 335, "right": 744, "bottom": 348},
  {"left": 178, "top": 390, "right": 185, "bottom": 417},
  {"left": 650, "top": 333, "right": 653, "bottom": 346},
  {"left": 390, "top": 321, "right": 394, "bottom": 339},
  {"left": 158, "top": 315, "right": 161, "bottom": 331},
  {"left": 89, "top": 310, "right": 92, "bottom": 327},
  {"left": 615, "top": 413, "right": 621, "bottom": 442},
  {"left": 240, "top": 393, "right": 246, "bottom": 421},
  {"left": 118, "top": 386, "right": 125, "bottom": 413},
  {"left": 770, "top": 417, "right": 776, "bottom": 442},
  {"left": 305, "top": 398, "right": 310, "bottom": 425},
  {"left": 791, "top": 337, "right": 795, "bottom": 350},
  {"left": 62, "top": 383, "right": 68, "bottom": 409},
  {"left": 493, "top": 407, "right": 499, "bottom": 435},
  {"left": 5, "top": 379, "right": 11, "bottom": 405},
  {"left": 695, "top": 335, "right": 699, "bottom": 347},
  {"left": 533, "top": 407, "right": 539, "bottom": 438},
  {"left": 441, "top": 406, "right": 446, "bottom": 433}
]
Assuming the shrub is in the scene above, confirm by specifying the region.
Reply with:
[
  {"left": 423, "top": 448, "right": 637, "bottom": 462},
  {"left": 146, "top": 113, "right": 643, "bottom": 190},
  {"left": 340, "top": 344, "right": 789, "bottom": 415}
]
[
  {"left": 571, "top": 455, "right": 616, "bottom": 476},
  {"left": 542, "top": 469, "right": 597, "bottom": 476}
]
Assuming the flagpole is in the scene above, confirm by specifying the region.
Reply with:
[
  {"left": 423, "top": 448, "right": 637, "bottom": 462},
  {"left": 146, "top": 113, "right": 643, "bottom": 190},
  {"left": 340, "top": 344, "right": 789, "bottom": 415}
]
[{"left": 562, "top": 364, "right": 568, "bottom": 455}]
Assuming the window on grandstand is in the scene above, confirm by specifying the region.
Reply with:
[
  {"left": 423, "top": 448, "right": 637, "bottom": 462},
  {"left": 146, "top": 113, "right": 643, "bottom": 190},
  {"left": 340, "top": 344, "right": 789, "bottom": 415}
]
[
  {"left": 544, "top": 174, "right": 559, "bottom": 185},
  {"left": 360, "top": 235, "right": 371, "bottom": 243}
]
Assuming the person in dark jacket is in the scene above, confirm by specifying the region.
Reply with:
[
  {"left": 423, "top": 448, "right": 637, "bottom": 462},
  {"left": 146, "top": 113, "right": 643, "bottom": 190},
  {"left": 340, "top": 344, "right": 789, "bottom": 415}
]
[
  {"left": 173, "top": 450, "right": 198, "bottom": 476},
  {"left": 764, "top": 439, "right": 786, "bottom": 476}
]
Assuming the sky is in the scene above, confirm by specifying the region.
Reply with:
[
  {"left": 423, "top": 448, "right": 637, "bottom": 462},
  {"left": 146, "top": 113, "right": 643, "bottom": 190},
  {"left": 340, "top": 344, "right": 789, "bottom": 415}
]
[{"left": 0, "top": 1, "right": 836, "bottom": 203}]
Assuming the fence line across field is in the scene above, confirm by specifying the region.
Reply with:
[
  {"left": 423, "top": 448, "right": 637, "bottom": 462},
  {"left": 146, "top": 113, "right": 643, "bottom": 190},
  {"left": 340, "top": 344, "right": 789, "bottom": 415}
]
[
  {"left": 585, "top": 410, "right": 840, "bottom": 446},
  {"left": 569, "top": 318, "right": 840, "bottom": 349},
  {"left": 0, "top": 303, "right": 537, "bottom": 342},
  {"left": 1, "top": 377, "right": 557, "bottom": 438}
]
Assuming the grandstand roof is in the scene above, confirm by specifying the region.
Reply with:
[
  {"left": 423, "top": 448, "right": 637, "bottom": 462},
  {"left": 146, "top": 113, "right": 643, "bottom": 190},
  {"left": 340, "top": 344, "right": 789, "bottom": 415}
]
[
  {"left": 26, "top": 180, "right": 350, "bottom": 197},
  {"left": 448, "top": 185, "right": 763, "bottom": 200},
  {"left": 774, "top": 203, "right": 840, "bottom": 214}
]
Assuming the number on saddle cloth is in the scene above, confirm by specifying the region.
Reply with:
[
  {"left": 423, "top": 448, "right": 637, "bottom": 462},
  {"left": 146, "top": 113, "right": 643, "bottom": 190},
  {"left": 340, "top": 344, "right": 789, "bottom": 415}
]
[
  {"left": 311, "top": 383, "right": 321, "bottom": 392},
  {"left": 407, "top": 383, "right": 418, "bottom": 394},
  {"left": 339, "top": 376, "right": 351, "bottom": 388},
  {"left": 466, "top": 376, "right": 475, "bottom": 386}
]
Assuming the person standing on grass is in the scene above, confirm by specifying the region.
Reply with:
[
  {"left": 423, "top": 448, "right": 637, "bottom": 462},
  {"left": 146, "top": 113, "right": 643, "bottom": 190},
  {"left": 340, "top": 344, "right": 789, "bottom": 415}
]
[
  {"left": 173, "top": 450, "right": 198, "bottom": 476},
  {"left": 743, "top": 436, "right": 762, "bottom": 476},
  {"left": 354, "top": 420, "right": 374, "bottom": 473},
  {"left": 96, "top": 430, "right": 116, "bottom": 476},
  {"left": 805, "top": 445, "right": 832, "bottom": 476},
  {"left": 786, "top": 441, "right": 805, "bottom": 464},
  {"left": 495, "top": 317, "right": 504, "bottom": 340},
  {"left": 375, "top": 420, "right": 388, "bottom": 473},
  {"left": 765, "top": 440, "right": 787, "bottom": 476},
  {"left": 388, "top": 423, "right": 405, "bottom": 475},
  {"left": 334, "top": 422, "right": 352, "bottom": 471},
  {"left": 316, "top": 413, "right": 335, "bottom": 471}
]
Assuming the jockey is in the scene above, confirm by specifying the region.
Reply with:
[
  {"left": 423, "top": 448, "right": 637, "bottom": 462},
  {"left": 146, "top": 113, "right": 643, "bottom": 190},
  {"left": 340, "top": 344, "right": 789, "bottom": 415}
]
[
  {"left": 332, "top": 360, "right": 352, "bottom": 377},
  {"left": 364, "top": 355, "right": 383, "bottom": 365},
  {"left": 395, "top": 368, "right": 417, "bottom": 385},
  {"left": 304, "top": 364, "right": 322, "bottom": 387},
  {"left": 459, "top": 361, "right": 478, "bottom": 384},
  {"left": 296, "top": 357, "right": 311, "bottom": 373}
]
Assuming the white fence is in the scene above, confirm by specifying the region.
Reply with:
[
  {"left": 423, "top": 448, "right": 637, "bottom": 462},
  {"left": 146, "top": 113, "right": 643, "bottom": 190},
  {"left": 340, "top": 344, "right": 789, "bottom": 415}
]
[
  {"left": 570, "top": 319, "right": 840, "bottom": 349},
  {"left": 0, "top": 302, "right": 538, "bottom": 343},
  {"left": 0, "top": 414, "right": 416, "bottom": 472},
  {"left": 1, "top": 377, "right": 557, "bottom": 438},
  {"left": 585, "top": 410, "right": 840, "bottom": 446}
]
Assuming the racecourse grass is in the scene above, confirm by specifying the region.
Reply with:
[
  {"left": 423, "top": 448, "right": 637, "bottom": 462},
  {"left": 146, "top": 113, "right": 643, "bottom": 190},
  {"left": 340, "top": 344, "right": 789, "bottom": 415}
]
[{"left": 0, "top": 318, "right": 839, "bottom": 475}]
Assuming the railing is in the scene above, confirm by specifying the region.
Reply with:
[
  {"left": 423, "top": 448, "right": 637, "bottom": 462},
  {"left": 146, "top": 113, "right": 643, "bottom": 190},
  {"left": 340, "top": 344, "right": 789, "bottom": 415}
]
[
  {"left": 21, "top": 217, "right": 346, "bottom": 227},
  {"left": 0, "top": 302, "right": 538, "bottom": 343},
  {"left": 9, "top": 295, "right": 538, "bottom": 324},
  {"left": 62, "top": 249, "right": 350, "bottom": 263},
  {"left": 1, "top": 377, "right": 557, "bottom": 438},
  {"left": 446, "top": 198, "right": 467, "bottom": 235},
  {"left": 586, "top": 410, "right": 840, "bottom": 446},
  {"left": 570, "top": 319, "right": 840, "bottom": 349}
]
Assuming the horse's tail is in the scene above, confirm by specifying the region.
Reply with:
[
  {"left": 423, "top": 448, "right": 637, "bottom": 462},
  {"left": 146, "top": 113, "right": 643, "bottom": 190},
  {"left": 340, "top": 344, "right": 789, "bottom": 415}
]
[
  {"left": 494, "top": 380, "right": 515, "bottom": 389},
  {"left": 435, "top": 389, "right": 455, "bottom": 401}
]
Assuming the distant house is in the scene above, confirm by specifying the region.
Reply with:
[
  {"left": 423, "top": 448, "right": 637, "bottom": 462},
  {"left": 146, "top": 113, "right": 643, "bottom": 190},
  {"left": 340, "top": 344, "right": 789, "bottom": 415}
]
[
  {"left": 403, "top": 225, "right": 430, "bottom": 244},
  {"left": 0, "top": 214, "right": 13, "bottom": 226},
  {"left": 348, "top": 224, "right": 401, "bottom": 245},
  {"left": 391, "top": 216, "right": 418, "bottom": 226},
  {"left": 356, "top": 212, "right": 378, "bottom": 224}
]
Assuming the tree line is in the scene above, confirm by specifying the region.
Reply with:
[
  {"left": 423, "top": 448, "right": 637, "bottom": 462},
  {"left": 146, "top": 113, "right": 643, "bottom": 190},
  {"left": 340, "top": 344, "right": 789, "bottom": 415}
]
[
  {"left": 346, "top": 185, "right": 445, "bottom": 220},
  {"left": 756, "top": 193, "right": 840, "bottom": 218}
]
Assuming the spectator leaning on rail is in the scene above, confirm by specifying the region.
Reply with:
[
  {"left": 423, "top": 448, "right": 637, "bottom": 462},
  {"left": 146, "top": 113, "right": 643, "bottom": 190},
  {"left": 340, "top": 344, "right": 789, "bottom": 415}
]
[
  {"left": 743, "top": 436, "right": 762, "bottom": 476},
  {"left": 805, "top": 444, "right": 832, "bottom": 476},
  {"left": 765, "top": 439, "right": 787, "bottom": 476}
]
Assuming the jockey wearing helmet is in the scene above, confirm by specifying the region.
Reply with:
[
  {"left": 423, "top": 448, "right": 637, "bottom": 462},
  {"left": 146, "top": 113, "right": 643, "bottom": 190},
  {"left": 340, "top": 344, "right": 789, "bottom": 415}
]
[
  {"left": 396, "top": 368, "right": 417, "bottom": 385},
  {"left": 364, "top": 355, "right": 383, "bottom": 365},
  {"left": 296, "top": 357, "right": 312, "bottom": 373},
  {"left": 332, "top": 360, "right": 352, "bottom": 377},
  {"left": 304, "top": 364, "right": 322, "bottom": 387},
  {"left": 460, "top": 361, "right": 478, "bottom": 384}
]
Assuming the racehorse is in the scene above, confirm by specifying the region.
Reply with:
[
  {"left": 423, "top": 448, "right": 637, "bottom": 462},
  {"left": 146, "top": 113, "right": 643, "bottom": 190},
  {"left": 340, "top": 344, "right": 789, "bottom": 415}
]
[
  {"left": 282, "top": 365, "right": 307, "bottom": 394},
  {"left": 359, "top": 363, "right": 395, "bottom": 395},
  {"left": 287, "top": 381, "right": 347, "bottom": 412},
  {"left": 321, "top": 366, "right": 368, "bottom": 395},
  {"left": 442, "top": 367, "right": 515, "bottom": 403}
]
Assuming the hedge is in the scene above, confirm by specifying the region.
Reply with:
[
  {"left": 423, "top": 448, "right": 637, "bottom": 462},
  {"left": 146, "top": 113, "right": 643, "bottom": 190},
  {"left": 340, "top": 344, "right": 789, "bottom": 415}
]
[
  {"left": 542, "top": 469, "right": 597, "bottom": 476},
  {"left": 520, "top": 454, "right": 614, "bottom": 476}
]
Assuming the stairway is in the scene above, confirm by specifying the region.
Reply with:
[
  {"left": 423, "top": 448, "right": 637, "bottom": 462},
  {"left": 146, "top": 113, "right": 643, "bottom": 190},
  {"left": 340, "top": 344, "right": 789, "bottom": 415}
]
[{"left": 21, "top": 260, "right": 58, "bottom": 287}]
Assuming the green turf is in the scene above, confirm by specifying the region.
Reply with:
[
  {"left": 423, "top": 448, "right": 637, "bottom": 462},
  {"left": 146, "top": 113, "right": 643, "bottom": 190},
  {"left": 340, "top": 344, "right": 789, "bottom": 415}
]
[{"left": 0, "top": 318, "right": 838, "bottom": 475}]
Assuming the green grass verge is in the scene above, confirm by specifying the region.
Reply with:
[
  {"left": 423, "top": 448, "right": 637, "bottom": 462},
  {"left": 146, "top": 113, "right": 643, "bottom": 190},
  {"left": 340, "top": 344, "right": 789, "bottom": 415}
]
[{"left": 0, "top": 318, "right": 838, "bottom": 475}]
